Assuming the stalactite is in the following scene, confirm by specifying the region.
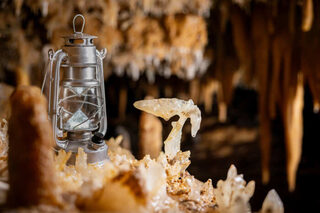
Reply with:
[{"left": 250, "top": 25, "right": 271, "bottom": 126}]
[
  {"left": 251, "top": 3, "right": 271, "bottom": 184},
  {"left": 215, "top": 8, "right": 238, "bottom": 123},
  {"left": 146, "top": 84, "right": 160, "bottom": 99},
  {"left": 201, "top": 78, "right": 218, "bottom": 114},
  {"left": 302, "top": 0, "right": 320, "bottom": 112},
  {"left": 164, "top": 85, "right": 173, "bottom": 98},
  {"left": 288, "top": 0, "right": 296, "bottom": 34},
  {"left": 269, "top": 5, "right": 303, "bottom": 189},
  {"left": 219, "top": 56, "right": 237, "bottom": 115},
  {"left": 302, "top": 0, "right": 313, "bottom": 32},
  {"left": 219, "top": 0, "right": 230, "bottom": 34},
  {"left": 230, "top": 5, "right": 253, "bottom": 86},
  {"left": 118, "top": 87, "right": 128, "bottom": 122},
  {"left": 281, "top": 33, "right": 303, "bottom": 192},
  {"left": 189, "top": 78, "right": 200, "bottom": 105},
  {"left": 284, "top": 73, "right": 304, "bottom": 192},
  {"left": 270, "top": 33, "right": 282, "bottom": 119}
]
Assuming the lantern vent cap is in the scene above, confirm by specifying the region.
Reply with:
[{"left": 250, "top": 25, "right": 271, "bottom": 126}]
[{"left": 63, "top": 14, "right": 97, "bottom": 46}]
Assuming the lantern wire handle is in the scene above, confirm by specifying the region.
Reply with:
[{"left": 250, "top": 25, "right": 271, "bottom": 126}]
[
  {"left": 73, "top": 14, "right": 85, "bottom": 34},
  {"left": 41, "top": 49, "right": 54, "bottom": 94}
]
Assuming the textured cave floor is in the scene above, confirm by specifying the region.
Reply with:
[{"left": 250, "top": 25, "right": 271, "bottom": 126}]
[{"left": 107, "top": 84, "right": 320, "bottom": 213}]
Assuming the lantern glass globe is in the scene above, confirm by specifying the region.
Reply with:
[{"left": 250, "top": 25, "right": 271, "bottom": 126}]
[{"left": 58, "top": 85, "right": 103, "bottom": 132}]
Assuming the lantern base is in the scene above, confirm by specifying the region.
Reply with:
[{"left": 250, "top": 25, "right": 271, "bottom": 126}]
[{"left": 56, "top": 138, "right": 109, "bottom": 166}]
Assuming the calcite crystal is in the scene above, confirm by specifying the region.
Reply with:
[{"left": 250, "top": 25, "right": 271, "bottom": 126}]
[
  {"left": 261, "top": 189, "right": 284, "bottom": 213},
  {"left": 214, "top": 165, "right": 255, "bottom": 212},
  {"left": 134, "top": 99, "right": 201, "bottom": 159}
]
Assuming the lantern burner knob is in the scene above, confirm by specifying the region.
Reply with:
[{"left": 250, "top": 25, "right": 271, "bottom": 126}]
[
  {"left": 91, "top": 132, "right": 105, "bottom": 150},
  {"left": 92, "top": 132, "right": 104, "bottom": 144}
]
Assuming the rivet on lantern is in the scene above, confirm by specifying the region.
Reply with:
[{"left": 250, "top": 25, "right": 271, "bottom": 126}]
[{"left": 42, "top": 14, "right": 108, "bottom": 165}]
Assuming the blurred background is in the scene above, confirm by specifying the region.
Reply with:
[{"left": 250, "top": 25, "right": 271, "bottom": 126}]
[{"left": 0, "top": 0, "right": 320, "bottom": 212}]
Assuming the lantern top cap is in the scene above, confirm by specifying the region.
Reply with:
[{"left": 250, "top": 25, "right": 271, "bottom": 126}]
[{"left": 62, "top": 14, "right": 97, "bottom": 45}]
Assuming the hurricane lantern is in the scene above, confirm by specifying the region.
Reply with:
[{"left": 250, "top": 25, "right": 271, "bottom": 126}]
[{"left": 42, "top": 14, "right": 108, "bottom": 165}]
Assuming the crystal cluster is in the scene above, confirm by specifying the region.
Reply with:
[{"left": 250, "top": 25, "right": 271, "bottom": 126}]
[
  {"left": 0, "top": 98, "right": 283, "bottom": 212},
  {"left": 52, "top": 98, "right": 283, "bottom": 212}
]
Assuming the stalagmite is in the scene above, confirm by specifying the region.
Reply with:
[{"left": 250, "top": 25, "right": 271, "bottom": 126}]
[
  {"left": 15, "top": 67, "right": 30, "bottom": 86},
  {"left": 218, "top": 102, "right": 227, "bottom": 123},
  {"left": 7, "top": 86, "right": 62, "bottom": 207},
  {"left": 251, "top": 4, "right": 271, "bottom": 184},
  {"left": 138, "top": 97, "right": 163, "bottom": 159},
  {"left": 115, "top": 126, "right": 131, "bottom": 151}
]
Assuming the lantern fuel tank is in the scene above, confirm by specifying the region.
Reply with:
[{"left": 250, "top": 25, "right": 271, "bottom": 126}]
[{"left": 42, "top": 14, "right": 108, "bottom": 165}]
